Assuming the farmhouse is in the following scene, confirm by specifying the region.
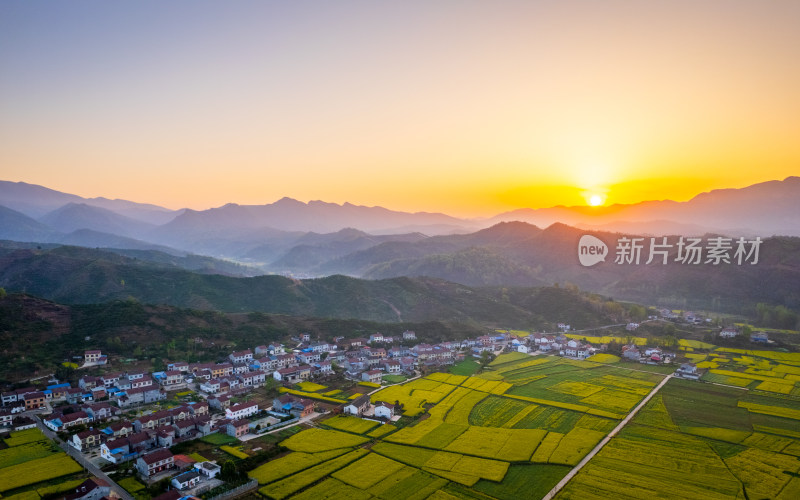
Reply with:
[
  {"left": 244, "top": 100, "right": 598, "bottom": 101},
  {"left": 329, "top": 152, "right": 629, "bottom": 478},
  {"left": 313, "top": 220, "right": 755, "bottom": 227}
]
[
  {"left": 23, "top": 391, "right": 46, "bottom": 410},
  {"left": 195, "top": 461, "right": 222, "bottom": 478},
  {"left": 225, "top": 401, "right": 259, "bottom": 420},
  {"left": 374, "top": 402, "right": 395, "bottom": 419},
  {"left": 676, "top": 363, "right": 701, "bottom": 380},
  {"left": 362, "top": 370, "right": 383, "bottom": 384},
  {"left": 65, "top": 477, "right": 114, "bottom": 500},
  {"left": 343, "top": 394, "right": 371, "bottom": 416},
  {"left": 272, "top": 395, "right": 314, "bottom": 417},
  {"left": 136, "top": 448, "right": 174, "bottom": 478},
  {"left": 71, "top": 429, "right": 102, "bottom": 452},
  {"left": 229, "top": 350, "right": 253, "bottom": 363},
  {"left": 171, "top": 470, "right": 202, "bottom": 490},
  {"left": 720, "top": 327, "right": 739, "bottom": 338},
  {"left": 226, "top": 419, "right": 250, "bottom": 438}
]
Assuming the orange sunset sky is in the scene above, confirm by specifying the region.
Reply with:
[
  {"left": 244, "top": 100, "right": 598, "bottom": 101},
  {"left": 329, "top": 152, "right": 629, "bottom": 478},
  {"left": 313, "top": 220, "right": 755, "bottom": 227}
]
[{"left": 1, "top": 1, "right": 799, "bottom": 217}]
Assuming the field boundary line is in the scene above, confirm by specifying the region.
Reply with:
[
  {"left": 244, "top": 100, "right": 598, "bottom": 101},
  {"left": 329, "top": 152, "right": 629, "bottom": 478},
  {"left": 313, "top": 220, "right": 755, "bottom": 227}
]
[{"left": 541, "top": 373, "right": 673, "bottom": 500}]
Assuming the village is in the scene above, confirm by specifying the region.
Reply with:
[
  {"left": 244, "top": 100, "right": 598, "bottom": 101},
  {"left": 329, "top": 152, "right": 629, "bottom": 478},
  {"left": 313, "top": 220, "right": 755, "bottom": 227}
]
[{"left": 0, "top": 313, "right": 765, "bottom": 499}]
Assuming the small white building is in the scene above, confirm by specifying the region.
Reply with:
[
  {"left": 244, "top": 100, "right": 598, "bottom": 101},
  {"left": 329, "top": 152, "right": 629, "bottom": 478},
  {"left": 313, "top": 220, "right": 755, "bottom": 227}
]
[
  {"left": 374, "top": 402, "right": 395, "bottom": 419},
  {"left": 171, "top": 470, "right": 202, "bottom": 490},
  {"left": 343, "top": 394, "right": 371, "bottom": 416},
  {"left": 195, "top": 461, "right": 221, "bottom": 479}
]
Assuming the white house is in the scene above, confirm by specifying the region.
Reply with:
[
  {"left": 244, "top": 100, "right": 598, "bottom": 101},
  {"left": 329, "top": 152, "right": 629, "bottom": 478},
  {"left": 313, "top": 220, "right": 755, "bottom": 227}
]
[
  {"left": 195, "top": 461, "right": 221, "bottom": 479},
  {"left": 402, "top": 330, "right": 416, "bottom": 340},
  {"left": 200, "top": 379, "right": 222, "bottom": 394},
  {"left": 374, "top": 402, "right": 395, "bottom": 419},
  {"left": 172, "top": 470, "right": 201, "bottom": 490},
  {"left": 225, "top": 402, "right": 259, "bottom": 420},
  {"left": 343, "top": 394, "right": 371, "bottom": 416},
  {"left": 229, "top": 350, "right": 253, "bottom": 364},
  {"left": 362, "top": 370, "right": 383, "bottom": 384}
]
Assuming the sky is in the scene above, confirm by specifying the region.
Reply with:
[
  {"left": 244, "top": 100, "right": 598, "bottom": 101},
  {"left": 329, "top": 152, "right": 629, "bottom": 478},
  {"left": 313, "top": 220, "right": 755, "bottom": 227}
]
[{"left": 1, "top": 1, "right": 799, "bottom": 217}]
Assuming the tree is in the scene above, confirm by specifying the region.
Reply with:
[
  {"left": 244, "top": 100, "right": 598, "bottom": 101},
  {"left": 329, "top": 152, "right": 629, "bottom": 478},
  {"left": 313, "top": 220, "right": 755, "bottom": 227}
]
[
  {"left": 220, "top": 460, "right": 237, "bottom": 482},
  {"left": 479, "top": 350, "right": 494, "bottom": 368},
  {"left": 0, "top": 287, "right": 6, "bottom": 299}
]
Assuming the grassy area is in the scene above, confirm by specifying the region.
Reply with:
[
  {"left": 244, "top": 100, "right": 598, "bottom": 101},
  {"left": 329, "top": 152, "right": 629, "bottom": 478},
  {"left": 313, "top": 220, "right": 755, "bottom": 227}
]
[
  {"left": 118, "top": 476, "right": 146, "bottom": 493},
  {"left": 199, "top": 433, "right": 239, "bottom": 446},
  {"left": 449, "top": 359, "right": 481, "bottom": 376},
  {"left": 382, "top": 374, "right": 407, "bottom": 384}
]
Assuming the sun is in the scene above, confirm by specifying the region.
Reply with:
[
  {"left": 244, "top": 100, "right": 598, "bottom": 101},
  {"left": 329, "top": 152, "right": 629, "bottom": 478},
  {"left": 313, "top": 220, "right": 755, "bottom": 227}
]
[{"left": 588, "top": 194, "right": 604, "bottom": 207}]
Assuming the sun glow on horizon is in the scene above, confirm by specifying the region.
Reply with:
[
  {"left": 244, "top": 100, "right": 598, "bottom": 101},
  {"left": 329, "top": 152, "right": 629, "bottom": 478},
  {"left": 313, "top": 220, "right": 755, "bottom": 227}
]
[{"left": 588, "top": 194, "right": 604, "bottom": 207}]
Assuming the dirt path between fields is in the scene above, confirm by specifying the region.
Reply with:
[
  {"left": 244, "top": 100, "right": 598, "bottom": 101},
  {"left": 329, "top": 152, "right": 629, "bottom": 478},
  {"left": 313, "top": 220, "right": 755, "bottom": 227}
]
[{"left": 541, "top": 373, "right": 674, "bottom": 500}]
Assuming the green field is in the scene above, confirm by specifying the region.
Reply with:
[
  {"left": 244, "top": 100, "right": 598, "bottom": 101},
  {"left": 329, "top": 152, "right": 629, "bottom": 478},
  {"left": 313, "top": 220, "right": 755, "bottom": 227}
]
[
  {"left": 0, "top": 453, "right": 83, "bottom": 493},
  {"left": 450, "top": 359, "right": 481, "bottom": 376},
  {"left": 559, "top": 374, "right": 800, "bottom": 500},
  {"left": 200, "top": 433, "right": 239, "bottom": 445},
  {"left": 0, "top": 429, "right": 84, "bottom": 497},
  {"left": 249, "top": 356, "right": 669, "bottom": 499},
  {"left": 246, "top": 349, "right": 800, "bottom": 499}
]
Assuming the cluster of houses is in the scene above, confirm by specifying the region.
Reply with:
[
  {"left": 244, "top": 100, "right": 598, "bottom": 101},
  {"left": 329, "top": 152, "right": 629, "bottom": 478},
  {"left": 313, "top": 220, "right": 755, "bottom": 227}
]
[
  {"left": 621, "top": 345, "right": 675, "bottom": 364},
  {"left": 657, "top": 309, "right": 710, "bottom": 324}
]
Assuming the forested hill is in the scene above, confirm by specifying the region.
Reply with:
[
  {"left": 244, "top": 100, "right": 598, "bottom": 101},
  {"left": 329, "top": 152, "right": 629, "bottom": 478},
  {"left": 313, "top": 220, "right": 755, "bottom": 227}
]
[
  {"left": 0, "top": 246, "right": 617, "bottom": 327},
  {"left": 0, "top": 293, "right": 488, "bottom": 383}
]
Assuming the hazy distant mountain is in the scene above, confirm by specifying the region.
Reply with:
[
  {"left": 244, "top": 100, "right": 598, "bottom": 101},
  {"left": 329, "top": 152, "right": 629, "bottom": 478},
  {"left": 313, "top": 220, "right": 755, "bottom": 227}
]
[
  {"left": 151, "top": 197, "right": 475, "bottom": 237},
  {"left": 0, "top": 205, "right": 60, "bottom": 242},
  {"left": 54, "top": 229, "right": 184, "bottom": 255},
  {"left": 314, "top": 221, "right": 544, "bottom": 277},
  {"left": 490, "top": 176, "right": 800, "bottom": 237},
  {"left": 263, "top": 228, "right": 429, "bottom": 272},
  {"left": 2, "top": 177, "right": 799, "bottom": 271},
  {"left": 576, "top": 220, "right": 716, "bottom": 237},
  {"left": 40, "top": 203, "right": 155, "bottom": 239},
  {"left": 0, "top": 180, "right": 179, "bottom": 224},
  {"left": 303, "top": 221, "right": 800, "bottom": 314}
]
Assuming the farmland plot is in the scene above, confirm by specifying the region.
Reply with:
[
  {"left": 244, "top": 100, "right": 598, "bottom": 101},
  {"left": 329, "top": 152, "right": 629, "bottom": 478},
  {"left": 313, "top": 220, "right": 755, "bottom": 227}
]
[
  {"left": 249, "top": 449, "right": 349, "bottom": 484},
  {"left": 332, "top": 453, "right": 407, "bottom": 489},
  {"left": 0, "top": 453, "right": 83, "bottom": 493},
  {"left": 280, "top": 428, "right": 369, "bottom": 453},
  {"left": 468, "top": 395, "right": 531, "bottom": 427},
  {"left": 323, "top": 415, "right": 379, "bottom": 434},
  {"left": 559, "top": 430, "right": 744, "bottom": 500},
  {"left": 259, "top": 449, "right": 368, "bottom": 500}
]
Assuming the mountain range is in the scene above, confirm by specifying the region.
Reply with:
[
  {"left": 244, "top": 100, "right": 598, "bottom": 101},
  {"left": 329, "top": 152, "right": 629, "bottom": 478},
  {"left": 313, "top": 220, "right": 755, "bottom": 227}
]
[{"left": 0, "top": 177, "right": 799, "bottom": 316}]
